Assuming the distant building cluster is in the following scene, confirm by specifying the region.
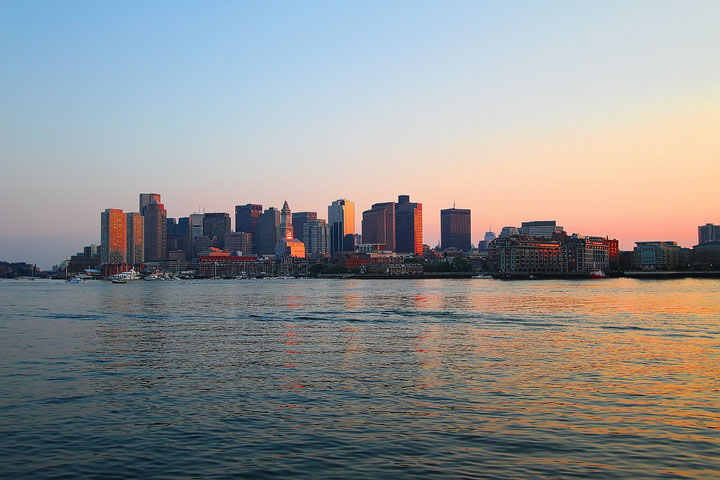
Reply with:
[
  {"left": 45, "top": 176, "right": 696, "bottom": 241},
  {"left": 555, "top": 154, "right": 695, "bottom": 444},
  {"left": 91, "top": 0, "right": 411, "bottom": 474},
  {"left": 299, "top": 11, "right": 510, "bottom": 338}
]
[{"left": 29, "top": 192, "right": 712, "bottom": 278}]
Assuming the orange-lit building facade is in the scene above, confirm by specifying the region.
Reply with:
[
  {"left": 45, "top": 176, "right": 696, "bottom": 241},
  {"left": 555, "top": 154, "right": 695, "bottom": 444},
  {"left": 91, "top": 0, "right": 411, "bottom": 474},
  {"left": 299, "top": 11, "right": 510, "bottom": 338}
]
[
  {"left": 395, "top": 195, "right": 422, "bottom": 256},
  {"left": 126, "top": 212, "right": 144, "bottom": 265},
  {"left": 101, "top": 208, "right": 127, "bottom": 265}
]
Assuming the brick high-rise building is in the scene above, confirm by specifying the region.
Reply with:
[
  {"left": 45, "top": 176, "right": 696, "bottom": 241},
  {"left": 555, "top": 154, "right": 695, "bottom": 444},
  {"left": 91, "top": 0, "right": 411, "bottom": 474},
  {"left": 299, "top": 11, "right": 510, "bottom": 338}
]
[
  {"left": 441, "top": 207, "right": 471, "bottom": 252},
  {"left": 362, "top": 202, "right": 395, "bottom": 251},
  {"left": 101, "top": 208, "right": 127, "bottom": 265},
  {"left": 224, "top": 232, "right": 253, "bottom": 255},
  {"left": 395, "top": 195, "right": 422, "bottom": 256},
  {"left": 144, "top": 200, "right": 167, "bottom": 262},
  {"left": 126, "top": 212, "right": 144, "bottom": 265}
]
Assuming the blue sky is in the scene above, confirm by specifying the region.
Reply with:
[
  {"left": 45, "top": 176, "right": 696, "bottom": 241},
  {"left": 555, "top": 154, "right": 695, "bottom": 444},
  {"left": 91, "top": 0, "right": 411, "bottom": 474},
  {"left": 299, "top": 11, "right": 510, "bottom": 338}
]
[{"left": 2, "top": 1, "right": 719, "bottom": 267}]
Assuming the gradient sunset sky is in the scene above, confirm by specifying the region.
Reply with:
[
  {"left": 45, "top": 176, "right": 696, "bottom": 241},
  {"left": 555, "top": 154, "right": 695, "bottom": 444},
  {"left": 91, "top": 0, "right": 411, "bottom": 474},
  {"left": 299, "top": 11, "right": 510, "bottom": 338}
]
[{"left": 2, "top": 1, "right": 719, "bottom": 268}]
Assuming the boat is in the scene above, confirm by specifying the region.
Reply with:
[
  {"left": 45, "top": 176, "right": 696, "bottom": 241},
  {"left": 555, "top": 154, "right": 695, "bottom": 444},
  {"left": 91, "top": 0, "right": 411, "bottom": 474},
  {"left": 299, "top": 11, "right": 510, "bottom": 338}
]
[
  {"left": 144, "top": 274, "right": 160, "bottom": 281},
  {"left": 111, "top": 278, "right": 127, "bottom": 284},
  {"left": 589, "top": 268, "right": 607, "bottom": 279},
  {"left": 66, "top": 276, "right": 83, "bottom": 283},
  {"left": 589, "top": 264, "right": 608, "bottom": 279}
]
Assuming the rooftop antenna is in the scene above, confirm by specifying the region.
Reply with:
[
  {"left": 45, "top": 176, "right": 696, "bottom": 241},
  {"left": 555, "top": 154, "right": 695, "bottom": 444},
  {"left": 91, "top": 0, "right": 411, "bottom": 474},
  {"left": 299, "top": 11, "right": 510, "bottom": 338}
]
[{"left": 453, "top": 196, "right": 456, "bottom": 208}]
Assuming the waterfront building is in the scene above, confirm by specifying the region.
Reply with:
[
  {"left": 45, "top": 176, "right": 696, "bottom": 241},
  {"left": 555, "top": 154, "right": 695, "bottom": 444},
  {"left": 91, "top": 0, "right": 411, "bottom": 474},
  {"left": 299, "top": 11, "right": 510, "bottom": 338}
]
[
  {"left": 395, "top": 195, "right": 422, "bottom": 256},
  {"left": 235, "top": 204, "right": 263, "bottom": 250},
  {"left": 604, "top": 238, "right": 619, "bottom": 268},
  {"left": 633, "top": 241, "right": 684, "bottom": 271},
  {"left": 257, "top": 207, "right": 281, "bottom": 255},
  {"left": 693, "top": 241, "right": 720, "bottom": 269},
  {"left": 499, "top": 226, "right": 519, "bottom": 238},
  {"left": 440, "top": 207, "right": 471, "bottom": 252},
  {"left": 699, "top": 223, "right": 720, "bottom": 244},
  {"left": 101, "top": 208, "right": 127, "bottom": 265},
  {"left": 203, "top": 213, "right": 231, "bottom": 249},
  {"left": 144, "top": 200, "right": 167, "bottom": 262},
  {"left": 304, "top": 219, "right": 329, "bottom": 256},
  {"left": 292, "top": 211, "right": 317, "bottom": 244},
  {"left": 520, "top": 221, "right": 564, "bottom": 239},
  {"left": 328, "top": 199, "right": 355, "bottom": 255},
  {"left": 126, "top": 212, "right": 144, "bottom": 265},
  {"left": 362, "top": 202, "right": 396, "bottom": 252},
  {"left": 489, "top": 237, "right": 562, "bottom": 275},
  {"left": 562, "top": 235, "right": 610, "bottom": 274},
  {"left": 139, "top": 193, "right": 161, "bottom": 214},
  {"left": 224, "top": 232, "right": 253, "bottom": 256}
]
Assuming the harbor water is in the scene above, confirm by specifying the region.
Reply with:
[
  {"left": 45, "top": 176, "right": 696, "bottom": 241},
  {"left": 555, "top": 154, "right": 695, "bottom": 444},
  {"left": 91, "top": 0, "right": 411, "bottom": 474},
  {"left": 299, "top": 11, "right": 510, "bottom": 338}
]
[{"left": 1, "top": 278, "right": 719, "bottom": 478}]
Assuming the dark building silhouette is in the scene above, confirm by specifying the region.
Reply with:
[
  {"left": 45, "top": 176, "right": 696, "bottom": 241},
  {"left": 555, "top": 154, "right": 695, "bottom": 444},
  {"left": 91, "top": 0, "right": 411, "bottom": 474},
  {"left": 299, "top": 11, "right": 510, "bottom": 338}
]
[
  {"left": 441, "top": 207, "right": 471, "bottom": 252},
  {"left": 144, "top": 200, "right": 167, "bottom": 261},
  {"left": 292, "top": 211, "right": 317, "bottom": 244},
  {"left": 395, "top": 195, "right": 422, "bottom": 256},
  {"left": 362, "top": 202, "right": 396, "bottom": 251},
  {"left": 235, "top": 204, "right": 263, "bottom": 251},
  {"left": 257, "top": 207, "right": 281, "bottom": 255},
  {"left": 203, "top": 213, "right": 231, "bottom": 249}
]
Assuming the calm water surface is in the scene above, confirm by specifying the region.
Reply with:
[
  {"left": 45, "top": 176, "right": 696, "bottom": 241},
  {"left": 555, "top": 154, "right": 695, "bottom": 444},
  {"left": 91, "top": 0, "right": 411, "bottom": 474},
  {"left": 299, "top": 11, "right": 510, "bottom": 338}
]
[{"left": 1, "top": 278, "right": 719, "bottom": 478}]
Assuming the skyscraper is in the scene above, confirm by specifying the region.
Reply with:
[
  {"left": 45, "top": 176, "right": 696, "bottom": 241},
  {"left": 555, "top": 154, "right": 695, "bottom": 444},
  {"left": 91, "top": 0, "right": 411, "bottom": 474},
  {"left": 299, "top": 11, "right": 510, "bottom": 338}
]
[
  {"left": 292, "top": 211, "right": 317, "bottom": 244},
  {"left": 203, "top": 213, "right": 232, "bottom": 249},
  {"left": 144, "top": 200, "right": 167, "bottom": 262},
  {"left": 328, "top": 199, "right": 355, "bottom": 255},
  {"left": 441, "top": 207, "right": 471, "bottom": 251},
  {"left": 185, "top": 213, "right": 204, "bottom": 259},
  {"left": 362, "top": 202, "right": 396, "bottom": 251},
  {"left": 101, "top": 208, "right": 127, "bottom": 265},
  {"left": 126, "top": 212, "right": 144, "bottom": 265},
  {"left": 139, "top": 193, "right": 161, "bottom": 214},
  {"left": 275, "top": 201, "right": 305, "bottom": 257},
  {"left": 395, "top": 195, "right": 422, "bottom": 256},
  {"left": 235, "top": 204, "right": 263, "bottom": 250},
  {"left": 257, "top": 207, "right": 281, "bottom": 255},
  {"left": 304, "top": 219, "right": 329, "bottom": 256},
  {"left": 699, "top": 223, "right": 720, "bottom": 244},
  {"left": 224, "top": 232, "right": 253, "bottom": 255}
]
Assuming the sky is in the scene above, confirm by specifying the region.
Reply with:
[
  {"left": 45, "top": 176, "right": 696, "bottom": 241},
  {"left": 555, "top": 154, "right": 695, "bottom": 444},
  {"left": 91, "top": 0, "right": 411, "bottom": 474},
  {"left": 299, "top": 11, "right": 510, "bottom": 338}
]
[{"left": 1, "top": 1, "right": 719, "bottom": 268}]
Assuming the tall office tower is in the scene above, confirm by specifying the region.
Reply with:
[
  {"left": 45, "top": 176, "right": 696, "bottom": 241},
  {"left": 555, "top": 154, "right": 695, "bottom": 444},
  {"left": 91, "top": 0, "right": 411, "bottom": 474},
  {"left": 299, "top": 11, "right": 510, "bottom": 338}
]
[
  {"left": 144, "top": 200, "right": 167, "bottom": 261},
  {"left": 176, "top": 217, "right": 190, "bottom": 252},
  {"left": 203, "top": 213, "right": 232, "bottom": 249},
  {"left": 292, "top": 211, "right": 317, "bottom": 244},
  {"left": 519, "top": 221, "right": 564, "bottom": 239},
  {"left": 395, "top": 195, "right": 422, "bottom": 256},
  {"left": 166, "top": 218, "right": 178, "bottom": 250},
  {"left": 257, "top": 207, "right": 281, "bottom": 255},
  {"left": 278, "top": 201, "right": 293, "bottom": 240},
  {"left": 484, "top": 229, "right": 496, "bottom": 243},
  {"left": 139, "top": 193, "right": 161, "bottom": 214},
  {"left": 362, "top": 202, "right": 396, "bottom": 251},
  {"left": 184, "top": 213, "right": 204, "bottom": 259},
  {"left": 699, "top": 223, "right": 720, "bottom": 244},
  {"left": 304, "top": 219, "right": 329, "bottom": 256},
  {"left": 100, "top": 208, "right": 127, "bottom": 265},
  {"left": 235, "top": 204, "right": 263, "bottom": 249},
  {"left": 126, "top": 212, "right": 144, "bottom": 265},
  {"left": 328, "top": 199, "right": 355, "bottom": 255},
  {"left": 440, "top": 207, "right": 471, "bottom": 251}
]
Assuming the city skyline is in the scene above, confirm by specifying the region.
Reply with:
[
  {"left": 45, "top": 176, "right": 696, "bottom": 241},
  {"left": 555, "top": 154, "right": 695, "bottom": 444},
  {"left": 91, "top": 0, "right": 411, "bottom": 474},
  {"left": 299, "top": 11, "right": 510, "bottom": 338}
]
[{"left": 2, "top": 2, "right": 720, "bottom": 267}]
